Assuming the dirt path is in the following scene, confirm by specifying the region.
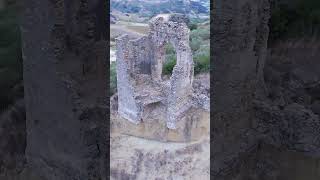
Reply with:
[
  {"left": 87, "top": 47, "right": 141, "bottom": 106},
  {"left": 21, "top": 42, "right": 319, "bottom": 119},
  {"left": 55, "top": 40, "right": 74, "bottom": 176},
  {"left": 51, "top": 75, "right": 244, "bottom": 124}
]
[{"left": 111, "top": 24, "right": 146, "bottom": 39}]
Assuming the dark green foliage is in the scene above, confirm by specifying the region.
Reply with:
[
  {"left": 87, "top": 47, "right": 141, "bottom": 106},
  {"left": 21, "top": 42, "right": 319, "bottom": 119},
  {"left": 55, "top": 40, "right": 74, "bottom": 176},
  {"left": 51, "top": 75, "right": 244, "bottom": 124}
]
[
  {"left": 190, "top": 26, "right": 210, "bottom": 75},
  {"left": 110, "top": 61, "right": 117, "bottom": 95},
  {"left": 188, "top": 23, "right": 198, "bottom": 31},
  {"left": 163, "top": 43, "right": 177, "bottom": 75},
  {"left": 0, "top": 2, "right": 23, "bottom": 111},
  {"left": 269, "top": 0, "right": 320, "bottom": 42},
  {"left": 162, "top": 43, "right": 177, "bottom": 75},
  {"left": 190, "top": 37, "right": 201, "bottom": 52},
  {"left": 193, "top": 51, "right": 210, "bottom": 74},
  {"left": 190, "top": 26, "right": 210, "bottom": 41},
  {"left": 111, "top": 1, "right": 141, "bottom": 13},
  {"left": 162, "top": 54, "right": 176, "bottom": 75},
  {"left": 165, "top": 43, "right": 175, "bottom": 55}
]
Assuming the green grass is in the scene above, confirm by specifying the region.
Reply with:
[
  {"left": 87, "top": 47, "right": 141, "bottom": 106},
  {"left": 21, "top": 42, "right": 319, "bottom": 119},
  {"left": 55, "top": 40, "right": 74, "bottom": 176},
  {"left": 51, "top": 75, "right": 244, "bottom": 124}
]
[{"left": 194, "top": 52, "right": 210, "bottom": 74}]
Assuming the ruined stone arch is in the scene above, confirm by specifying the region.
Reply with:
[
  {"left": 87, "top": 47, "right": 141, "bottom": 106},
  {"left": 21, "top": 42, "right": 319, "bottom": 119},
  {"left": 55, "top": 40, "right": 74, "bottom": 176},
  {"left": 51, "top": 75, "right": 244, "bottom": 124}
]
[{"left": 115, "top": 14, "right": 194, "bottom": 129}]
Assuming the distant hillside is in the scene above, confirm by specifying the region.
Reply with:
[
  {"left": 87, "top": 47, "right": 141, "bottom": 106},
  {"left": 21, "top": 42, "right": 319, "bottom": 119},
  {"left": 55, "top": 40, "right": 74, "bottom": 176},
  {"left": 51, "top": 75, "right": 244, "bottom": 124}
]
[{"left": 111, "top": 0, "right": 209, "bottom": 18}]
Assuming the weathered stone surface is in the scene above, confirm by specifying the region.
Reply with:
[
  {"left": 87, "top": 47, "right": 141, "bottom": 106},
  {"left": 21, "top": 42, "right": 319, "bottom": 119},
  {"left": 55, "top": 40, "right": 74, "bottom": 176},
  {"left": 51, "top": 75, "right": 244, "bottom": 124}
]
[
  {"left": 212, "top": 0, "right": 320, "bottom": 178},
  {"left": 111, "top": 98, "right": 209, "bottom": 142},
  {"left": 254, "top": 41, "right": 320, "bottom": 158},
  {"left": 115, "top": 14, "right": 197, "bottom": 130},
  {"left": 20, "top": 0, "right": 108, "bottom": 179},
  {"left": 111, "top": 73, "right": 210, "bottom": 142},
  {"left": 110, "top": 134, "right": 209, "bottom": 180},
  {"left": 0, "top": 99, "right": 26, "bottom": 177},
  {"left": 212, "top": 0, "right": 271, "bottom": 177}
]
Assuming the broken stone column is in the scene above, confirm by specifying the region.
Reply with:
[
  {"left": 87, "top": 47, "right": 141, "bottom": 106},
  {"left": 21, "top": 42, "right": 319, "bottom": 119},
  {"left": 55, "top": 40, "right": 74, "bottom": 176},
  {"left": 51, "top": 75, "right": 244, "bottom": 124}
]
[{"left": 20, "top": 0, "right": 107, "bottom": 179}]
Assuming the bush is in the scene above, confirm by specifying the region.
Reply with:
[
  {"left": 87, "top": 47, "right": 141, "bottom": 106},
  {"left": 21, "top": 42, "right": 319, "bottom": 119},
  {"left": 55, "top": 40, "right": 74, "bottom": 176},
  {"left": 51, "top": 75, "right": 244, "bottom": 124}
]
[
  {"left": 190, "top": 27, "right": 210, "bottom": 41},
  {"left": 188, "top": 22, "right": 198, "bottom": 30},
  {"left": 110, "top": 61, "right": 117, "bottom": 95},
  {"left": 190, "top": 36, "right": 201, "bottom": 52},
  {"left": 165, "top": 43, "right": 175, "bottom": 54},
  {"left": 193, "top": 48, "right": 210, "bottom": 74},
  {"left": 162, "top": 55, "right": 176, "bottom": 75}
]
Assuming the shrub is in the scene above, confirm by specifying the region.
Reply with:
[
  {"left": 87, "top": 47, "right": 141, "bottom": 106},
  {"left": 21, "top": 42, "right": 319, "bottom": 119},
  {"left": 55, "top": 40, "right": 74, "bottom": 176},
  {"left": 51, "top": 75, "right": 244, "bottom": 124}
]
[
  {"left": 190, "top": 36, "right": 201, "bottom": 52},
  {"left": 188, "top": 22, "right": 198, "bottom": 30},
  {"left": 165, "top": 43, "right": 175, "bottom": 55},
  {"left": 110, "top": 61, "right": 117, "bottom": 95},
  {"left": 190, "top": 27, "right": 210, "bottom": 41},
  {"left": 193, "top": 49, "right": 210, "bottom": 75},
  {"left": 162, "top": 55, "right": 176, "bottom": 75}
]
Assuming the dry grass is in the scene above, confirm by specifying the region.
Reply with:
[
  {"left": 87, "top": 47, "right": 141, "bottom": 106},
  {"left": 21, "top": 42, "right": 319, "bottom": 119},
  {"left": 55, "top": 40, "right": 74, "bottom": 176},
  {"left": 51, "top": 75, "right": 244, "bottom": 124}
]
[
  {"left": 111, "top": 10, "right": 148, "bottom": 23},
  {"left": 125, "top": 25, "right": 149, "bottom": 34},
  {"left": 110, "top": 21, "right": 149, "bottom": 42}
]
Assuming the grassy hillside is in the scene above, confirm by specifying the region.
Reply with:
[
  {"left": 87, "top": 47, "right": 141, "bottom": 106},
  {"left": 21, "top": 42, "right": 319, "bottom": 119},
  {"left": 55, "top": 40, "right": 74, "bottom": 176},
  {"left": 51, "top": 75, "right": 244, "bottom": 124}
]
[
  {"left": 110, "top": 0, "right": 210, "bottom": 22},
  {"left": 111, "top": 0, "right": 209, "bottom": 18}
]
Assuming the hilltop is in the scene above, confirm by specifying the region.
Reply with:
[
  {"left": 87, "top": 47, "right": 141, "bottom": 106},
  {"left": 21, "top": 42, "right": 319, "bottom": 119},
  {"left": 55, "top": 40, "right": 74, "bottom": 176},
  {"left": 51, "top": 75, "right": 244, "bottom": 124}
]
[{"left": 111, "top": 0, "right": 209, "bottom": 20}]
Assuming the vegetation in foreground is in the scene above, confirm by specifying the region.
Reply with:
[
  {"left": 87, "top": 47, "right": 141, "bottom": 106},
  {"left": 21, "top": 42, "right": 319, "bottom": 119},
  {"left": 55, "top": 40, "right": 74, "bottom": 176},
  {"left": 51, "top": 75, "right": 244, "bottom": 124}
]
[
  {"left": 110, "top": 62, "right": 117, "bottom": 95},
  {"left": 0, "top": 2, "right": 23, "bottom": 112},
  {"left": 269, "top": 0, "right": 320, "bottom": 43}
]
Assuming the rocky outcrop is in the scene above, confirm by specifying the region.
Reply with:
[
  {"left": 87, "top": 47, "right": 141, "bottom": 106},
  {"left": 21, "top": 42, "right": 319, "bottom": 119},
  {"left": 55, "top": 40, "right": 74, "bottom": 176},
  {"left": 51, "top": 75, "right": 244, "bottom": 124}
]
[
  {"left": 0, "top": 99, "right": 26, "bottom": 177},
  {"left": 255, "top": 41, "right": 320, "bottom": 158},
  {"left": 20, "top": 0, "right": 108, "bottom": 179},
  {"left": 212, "top": 0, "right": 271, "bottom": 177},
  {"left": 212, "top": 0, "right": 320, "bottom": 179}
]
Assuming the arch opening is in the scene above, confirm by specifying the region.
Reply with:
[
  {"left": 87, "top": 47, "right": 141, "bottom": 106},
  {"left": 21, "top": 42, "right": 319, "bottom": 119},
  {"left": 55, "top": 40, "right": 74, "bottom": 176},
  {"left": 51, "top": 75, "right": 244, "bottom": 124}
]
[{"left": 162, "top": 42, "right": 177, "bottom": 79}]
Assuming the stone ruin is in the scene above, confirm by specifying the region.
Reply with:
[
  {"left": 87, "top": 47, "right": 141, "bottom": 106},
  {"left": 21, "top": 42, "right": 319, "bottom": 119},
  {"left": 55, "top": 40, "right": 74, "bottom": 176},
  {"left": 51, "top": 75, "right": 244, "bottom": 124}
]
[{"left": 112, "top": 14, "right": 209, "bottom": 142}]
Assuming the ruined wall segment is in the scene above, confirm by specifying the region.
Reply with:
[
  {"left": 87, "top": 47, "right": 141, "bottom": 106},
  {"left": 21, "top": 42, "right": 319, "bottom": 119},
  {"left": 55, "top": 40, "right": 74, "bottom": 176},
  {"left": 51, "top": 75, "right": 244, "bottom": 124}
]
[
  {"left": 148, "top": 15, "right": 194, "bottom": 129},
  {"left": 116, "top": 14, "right": 195, "bottom": 130},
  {"left": 116, "top": 35, "right": 143, "bottom": 124}
]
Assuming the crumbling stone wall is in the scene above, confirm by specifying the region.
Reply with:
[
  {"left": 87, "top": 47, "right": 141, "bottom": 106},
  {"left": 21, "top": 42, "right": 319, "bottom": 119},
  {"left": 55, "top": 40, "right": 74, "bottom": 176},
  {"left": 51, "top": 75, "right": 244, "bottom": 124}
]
[
  {"left": 20, "top": 0, "right": 108, "bottom": 179},
  {"left": 116, "top": 14, "right": 194, "bottom": 129}
]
